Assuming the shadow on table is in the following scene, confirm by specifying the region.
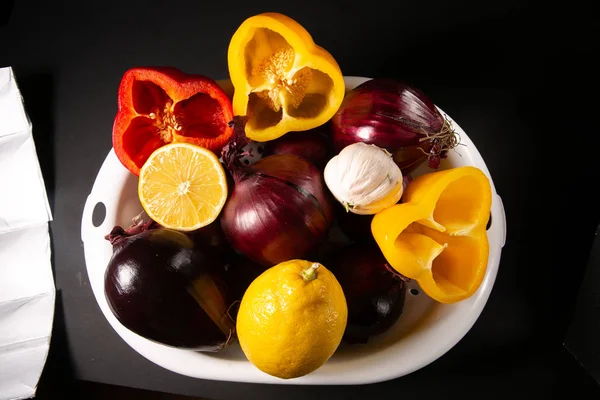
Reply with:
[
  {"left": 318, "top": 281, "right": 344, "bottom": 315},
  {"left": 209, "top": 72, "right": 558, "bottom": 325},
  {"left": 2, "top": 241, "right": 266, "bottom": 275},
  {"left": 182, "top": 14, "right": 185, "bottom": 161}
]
[{"left": 35, "top": 290, "right": 77, "bottom": 399}]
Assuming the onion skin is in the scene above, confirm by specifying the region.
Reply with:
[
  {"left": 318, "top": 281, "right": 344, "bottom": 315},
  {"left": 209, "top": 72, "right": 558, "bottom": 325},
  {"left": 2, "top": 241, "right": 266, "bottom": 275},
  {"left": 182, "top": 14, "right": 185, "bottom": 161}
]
[
  {"left": 332, "top": 78, "right": 455, "bottom": 173},
  {"left": 104, "top": 227, "right": 234, "bottom": 351},
  {"left": 328, "top": 243, "right": 406, "bottom": 344},
  {"left": 220, "top": 154, "right": 333, "bottom": 267}
]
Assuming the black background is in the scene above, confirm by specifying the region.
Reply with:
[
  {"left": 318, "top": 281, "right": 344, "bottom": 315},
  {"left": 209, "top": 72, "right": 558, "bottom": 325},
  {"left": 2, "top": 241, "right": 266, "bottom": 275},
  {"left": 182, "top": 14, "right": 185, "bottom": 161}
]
[{"left": 1, "top": 0, "right": 599, "bottom": 399}]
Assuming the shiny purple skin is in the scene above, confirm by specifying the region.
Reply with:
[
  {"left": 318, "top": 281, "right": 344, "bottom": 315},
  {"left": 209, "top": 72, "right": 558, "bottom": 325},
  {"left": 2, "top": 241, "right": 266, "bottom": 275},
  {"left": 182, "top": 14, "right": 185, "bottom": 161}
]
[
  {"left": 104, "top": 228, "right": 233, "bottom": 351},
  {"left": 263, "top": 126, "right": 333, "bottom": 169},
  {"left": 220, "top": 154, "right": 334, "bottom": 267},
  {"left": 328, "top": 243, "right": 406, "bottom": 344},
  {"left": 332, "top": 78, "right": 444, "bottom": 174}
]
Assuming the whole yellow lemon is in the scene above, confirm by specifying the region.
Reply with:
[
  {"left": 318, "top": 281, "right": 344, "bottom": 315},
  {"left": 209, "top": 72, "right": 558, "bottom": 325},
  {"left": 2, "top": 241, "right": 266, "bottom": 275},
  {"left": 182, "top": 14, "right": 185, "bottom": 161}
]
[{"left": 236, "top": 259, "right": 347, "bottom": 379}]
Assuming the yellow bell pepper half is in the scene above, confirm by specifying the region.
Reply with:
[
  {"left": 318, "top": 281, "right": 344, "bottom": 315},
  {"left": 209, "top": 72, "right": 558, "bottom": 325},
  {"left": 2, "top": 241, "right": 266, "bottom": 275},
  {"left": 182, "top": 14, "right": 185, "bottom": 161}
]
[
  {"left": 227, "top": 12, "right": 345, "bottom": 142},
  {"left": 371, "top": 166, "right": 492, "bottom": 304}
]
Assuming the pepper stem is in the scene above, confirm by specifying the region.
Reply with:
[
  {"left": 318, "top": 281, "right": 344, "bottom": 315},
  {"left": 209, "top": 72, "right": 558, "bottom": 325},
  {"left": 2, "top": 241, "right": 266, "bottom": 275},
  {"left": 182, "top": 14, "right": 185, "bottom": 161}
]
[{"left": 301, "top": 263, "right": 321, "bottom": 282}]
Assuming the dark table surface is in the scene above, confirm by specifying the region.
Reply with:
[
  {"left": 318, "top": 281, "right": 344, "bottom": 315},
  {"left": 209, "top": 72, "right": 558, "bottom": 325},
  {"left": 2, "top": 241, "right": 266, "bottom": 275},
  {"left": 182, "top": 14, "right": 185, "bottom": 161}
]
[{"left": 2, "top": 0, "right": 600, "bottom": 399}]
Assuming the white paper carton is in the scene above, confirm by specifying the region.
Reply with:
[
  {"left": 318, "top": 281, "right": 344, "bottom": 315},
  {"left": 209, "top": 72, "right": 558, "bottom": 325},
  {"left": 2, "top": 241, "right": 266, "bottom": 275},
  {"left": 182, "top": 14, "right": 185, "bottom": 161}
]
[{"left": 0, "top": 67, "right": 55, "bottom": 400}]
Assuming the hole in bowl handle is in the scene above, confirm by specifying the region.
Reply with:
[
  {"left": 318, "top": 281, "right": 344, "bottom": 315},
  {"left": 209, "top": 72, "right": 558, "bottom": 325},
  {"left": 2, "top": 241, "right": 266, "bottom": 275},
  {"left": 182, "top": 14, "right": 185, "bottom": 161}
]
[
  {"left": 92, "top": 202, "right": 106, "bottom": 227},
  {"left": 81, "top": 193, "right": 110, "bottom": 243}
]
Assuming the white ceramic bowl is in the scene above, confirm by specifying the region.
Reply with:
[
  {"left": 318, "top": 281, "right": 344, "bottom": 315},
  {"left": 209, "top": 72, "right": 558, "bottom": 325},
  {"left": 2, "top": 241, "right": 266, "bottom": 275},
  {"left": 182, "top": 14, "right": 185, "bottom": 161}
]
[{"left": 81, "top": 76, "right": 507, "bottom": 385}]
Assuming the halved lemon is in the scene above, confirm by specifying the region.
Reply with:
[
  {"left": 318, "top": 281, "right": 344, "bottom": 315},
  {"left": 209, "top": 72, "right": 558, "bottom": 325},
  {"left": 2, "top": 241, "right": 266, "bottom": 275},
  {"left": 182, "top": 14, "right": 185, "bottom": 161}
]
[{"left": 138, "top": 142, "right": 228, "bottom": 231}]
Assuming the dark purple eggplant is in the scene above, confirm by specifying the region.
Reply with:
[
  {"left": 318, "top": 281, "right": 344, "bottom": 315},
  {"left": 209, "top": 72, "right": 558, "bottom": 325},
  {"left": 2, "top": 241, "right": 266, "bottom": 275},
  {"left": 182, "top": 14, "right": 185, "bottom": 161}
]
[
  {"left": 262, "top": 125, "right": 333, "bottom": 169},
  {"left": 328, "top": 243, "right": 407, "bottom": 344},
  {"left": 104, "top": 220, "right": 234, "bottom": 351}
]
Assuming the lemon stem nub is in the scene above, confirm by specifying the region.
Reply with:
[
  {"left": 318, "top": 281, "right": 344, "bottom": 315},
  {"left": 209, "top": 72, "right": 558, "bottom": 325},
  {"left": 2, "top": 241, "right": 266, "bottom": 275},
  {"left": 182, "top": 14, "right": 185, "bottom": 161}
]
[{"left": 301, "top": 263, "right": 321, "bottom": 282}]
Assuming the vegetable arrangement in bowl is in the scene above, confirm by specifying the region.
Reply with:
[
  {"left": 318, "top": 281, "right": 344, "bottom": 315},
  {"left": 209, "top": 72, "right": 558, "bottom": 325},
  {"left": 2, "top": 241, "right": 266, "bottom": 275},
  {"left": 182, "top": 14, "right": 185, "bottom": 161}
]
[{"left": 102, "top": 11, "right": 493, "bottom": 380}]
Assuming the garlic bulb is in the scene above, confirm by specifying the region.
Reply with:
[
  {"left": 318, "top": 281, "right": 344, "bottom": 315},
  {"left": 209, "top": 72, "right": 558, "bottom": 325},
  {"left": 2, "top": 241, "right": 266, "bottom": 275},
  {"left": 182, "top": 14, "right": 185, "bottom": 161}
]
[{"left": 324, "top": 143, "right": 403, "bottom": 215}]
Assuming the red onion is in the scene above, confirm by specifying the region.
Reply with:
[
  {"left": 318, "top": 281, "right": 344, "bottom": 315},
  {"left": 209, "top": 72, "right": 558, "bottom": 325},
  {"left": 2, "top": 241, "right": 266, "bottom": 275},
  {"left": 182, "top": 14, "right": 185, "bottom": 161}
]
[
  {"left": 327, "top": 242, "right": 407, "bottom": 344},
  {"left": 262, "top": 125, "right": 333, "bottom": 169},
  {"left": 332, "top": 78, "right": 460, "bottom": 173},
  {"left": 336, "top": 207, "right": 375, "bottom": 244},
  {"left": 220, "top": 118, "right": 334, "bottom": 267}
]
